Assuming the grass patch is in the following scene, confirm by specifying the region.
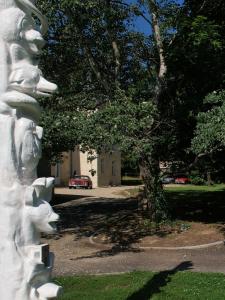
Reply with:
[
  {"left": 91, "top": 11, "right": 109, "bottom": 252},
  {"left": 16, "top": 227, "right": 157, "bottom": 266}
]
[
  {"left": 123, "top": 183, "right": 225, "bottom": 196},
  {"left": 165, "top": 183, "right": 225, "bottom": 192},
  {"left": 165, "top": 184, "right": 225, "bottom": 222},
  {"left": 121, "top": 184, "right": 225, "bottom": 223},
  {"left": 56, "top": 271, "right": 225, "bottom": 299}
]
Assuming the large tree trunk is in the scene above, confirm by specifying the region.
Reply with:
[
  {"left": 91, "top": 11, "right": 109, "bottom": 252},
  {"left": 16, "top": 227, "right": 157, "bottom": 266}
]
[
  {"left": 138, "top": 0, "right": 169, "bottom": 221},
  {"left": 139, "top": 154, "right": 169, "bottom": 221}
]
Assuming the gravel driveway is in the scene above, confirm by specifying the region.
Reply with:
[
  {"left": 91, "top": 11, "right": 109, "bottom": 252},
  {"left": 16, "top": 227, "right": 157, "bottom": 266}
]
[
  {"left": 54, "top": 185, "right": 138, "bottom": 199},
  {"left": 43, "top": 186, "right": 225, "bottom": 276}
]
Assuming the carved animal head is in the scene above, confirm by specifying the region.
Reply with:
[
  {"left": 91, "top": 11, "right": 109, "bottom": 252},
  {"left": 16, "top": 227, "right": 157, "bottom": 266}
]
[
  {"left": 20, "top": 15, "right": 45, "bottom": 55},
  {"left": 0, "top": 0, "right": 48, "bottom": 36},
  {"left": 27, "top": 199, "right": 59, "bottom": 234},
  {"left": 0, "top": 4, "right": 45, "bottom": 54},
  {"left": 25, "top": 177, "right": 59, "bottom": 234}
]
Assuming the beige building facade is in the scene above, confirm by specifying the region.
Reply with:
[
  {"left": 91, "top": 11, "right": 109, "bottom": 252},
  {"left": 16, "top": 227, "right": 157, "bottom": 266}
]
[{"left": 51, "top": 147, "right": 121, "bottom": 188}]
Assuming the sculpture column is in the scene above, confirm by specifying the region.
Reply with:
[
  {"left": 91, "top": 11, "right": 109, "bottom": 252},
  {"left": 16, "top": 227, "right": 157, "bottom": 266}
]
[{"left": 0, "top": 0, "right": 62, "bottom": 299}]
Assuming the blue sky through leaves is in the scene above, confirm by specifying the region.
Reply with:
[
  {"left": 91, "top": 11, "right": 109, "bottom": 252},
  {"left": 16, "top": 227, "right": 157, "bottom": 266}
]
[{"left": 125, "top": 0, "right": 184, "bottom": 35}]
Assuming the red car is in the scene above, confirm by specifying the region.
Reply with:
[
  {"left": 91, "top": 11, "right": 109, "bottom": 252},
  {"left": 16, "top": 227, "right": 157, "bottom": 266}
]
[
  {"left": 174, "top": 175, "right": 190, "bottom": 184},
  {"left": 69, "top": 175, "right": 93, "bottom": 189}
]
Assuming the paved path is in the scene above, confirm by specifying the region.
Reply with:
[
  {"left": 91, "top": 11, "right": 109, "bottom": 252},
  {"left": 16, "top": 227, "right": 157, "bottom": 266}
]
[
  {"left": 52, "top": 242, "right": 225, "bottom": 276},
  {"left": 48, "top": 188, "right": 225, "bottom": 276}
]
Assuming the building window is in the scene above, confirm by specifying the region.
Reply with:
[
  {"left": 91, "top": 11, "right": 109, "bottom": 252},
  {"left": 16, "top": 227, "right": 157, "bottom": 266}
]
[
  {"left": 112, "top": 161, "right": 116, "bottom": 176},
  {"left": 101, "top": 159, "right": 104, "bottom": 174}
]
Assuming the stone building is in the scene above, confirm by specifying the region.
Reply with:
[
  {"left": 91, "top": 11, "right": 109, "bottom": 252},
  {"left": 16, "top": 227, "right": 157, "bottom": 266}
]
[{"left": 51, "top": 147, "right": 121, "bottom": 188}]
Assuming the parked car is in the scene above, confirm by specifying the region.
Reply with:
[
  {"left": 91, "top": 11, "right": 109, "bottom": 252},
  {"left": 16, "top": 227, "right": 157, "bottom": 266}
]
[
  {"left": 174, "top": 174, "right": 190, "bottom": 184},
  {"left": 68, "top": 175, "right": 93, "bottom": 189},
  {"left": 161, "top": 176, "right": 175, "bottom": 184}
]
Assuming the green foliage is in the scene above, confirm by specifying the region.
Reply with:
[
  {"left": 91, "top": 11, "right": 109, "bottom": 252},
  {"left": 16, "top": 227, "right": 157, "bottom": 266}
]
[
  {"left": 189, "top": 16, "right": 221, "bottom": 48},
  {"left": 81, "top": 90, "right": 157, "bottom": 156},
  {"left": 39, "top": 109, "right": 82, "bottom": 163},
  {"left": 192, "top": 90, "right": 225, "bottom": 155},
  {"left": 37, "top": 0, "right": 225, "bottom": 163},
  {"left": 38, "top": 0, "right": 139, "bottom": 161},
  {"left": 189, "top": 175, "right": 205, "bottom": 186},
  {"left": 162, "top": 2, "right": 225, "bottom": 168}
]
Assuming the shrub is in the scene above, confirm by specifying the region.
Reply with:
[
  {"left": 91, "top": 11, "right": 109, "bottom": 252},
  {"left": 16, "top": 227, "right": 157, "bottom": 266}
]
[{"left": 190, "top": 175, "right": 205, "bottom": 185}]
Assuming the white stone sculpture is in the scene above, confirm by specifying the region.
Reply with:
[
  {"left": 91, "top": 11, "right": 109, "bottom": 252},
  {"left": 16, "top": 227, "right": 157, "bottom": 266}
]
[{"left": 0, "top": 0, "right": 62, "bottom": 299}]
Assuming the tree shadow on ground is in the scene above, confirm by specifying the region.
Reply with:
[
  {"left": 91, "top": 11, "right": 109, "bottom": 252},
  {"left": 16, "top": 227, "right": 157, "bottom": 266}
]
[
  {"left": 167, "top": 189, "right": 225, "bottom": 223},
  {"left": 52, "top": 193, "right": 88, "bottom": 206},
  {"left": 50, "top": 187, "right": 225, "bottom": 257},
  {"left": 54, "top": 197, "right": 146, "bottom": 255},
  {"left": 126, "top": 261, "right": 193, "bottom": 300}
]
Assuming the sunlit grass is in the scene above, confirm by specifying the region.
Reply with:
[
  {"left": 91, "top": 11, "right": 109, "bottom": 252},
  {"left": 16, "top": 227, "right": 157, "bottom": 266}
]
[
  {"left": 121, "top": 183, "right": 225, "bottom": 198},
  {"left": 56, "top": 271, "right": 225, "bottom": 300},
  {"left": 165, "top": 183, "right": 225, "bottom": 192}
]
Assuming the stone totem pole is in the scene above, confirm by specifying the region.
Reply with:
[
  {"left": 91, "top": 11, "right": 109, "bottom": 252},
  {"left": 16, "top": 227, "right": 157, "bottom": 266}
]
[{"left": 0, "top": 0, "right": 62, "bottom": 299}]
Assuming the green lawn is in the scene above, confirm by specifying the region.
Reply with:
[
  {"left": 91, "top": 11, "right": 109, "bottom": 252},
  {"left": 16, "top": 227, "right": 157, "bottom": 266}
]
[
  {"left": 122, "top": 184, "right": 225, "bottom": 222},
  {"left": 165, "top": 183, "right": 225, "bottom": 192},
  {"left": 165, "top": 184, "right": 225, "bottom": 222},
  {"left": 125, "top": 183, "right": 225, "bottom": 194},
  {"left": 56, "top": 271, "right": 225, "bottom": 300}
]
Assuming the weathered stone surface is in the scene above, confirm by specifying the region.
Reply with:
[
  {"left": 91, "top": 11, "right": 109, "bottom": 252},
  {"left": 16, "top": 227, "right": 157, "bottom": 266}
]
[{"left": 0, "top": 0, "right": 62, "bottom": 299}]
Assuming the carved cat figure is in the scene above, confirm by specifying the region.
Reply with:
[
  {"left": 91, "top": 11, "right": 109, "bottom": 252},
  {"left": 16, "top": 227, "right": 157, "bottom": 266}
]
[{"left": 23, "top": 177, "right": 59, "bottom": 245}]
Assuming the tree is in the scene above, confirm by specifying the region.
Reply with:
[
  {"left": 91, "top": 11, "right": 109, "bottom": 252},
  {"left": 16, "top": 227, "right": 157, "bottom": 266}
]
[
  {"left": 78, "top": 0, "right": 186, "bottom": 221},
  {"left": 37, "top": 0, "right": 225, "bottom": 220},
  {"left": 166, "top": 0, "right": 225, "bottom": 174},
  {"left": 38, "top": 0, "right": 134, "bottom": 161},
  {"left": 37, "top": 0, "right": 179, "bottom": 221}
]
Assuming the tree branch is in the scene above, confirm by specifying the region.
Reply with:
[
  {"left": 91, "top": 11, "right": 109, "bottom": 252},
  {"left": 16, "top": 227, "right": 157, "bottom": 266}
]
[
  {"left": 82, "top": 43, "right": 110, "bottom": 93},
  {"left": 188, "top": 146, "right": 223, "bottom": 170},
  {"left": 148, "top": 0, "right": 167, "bottom": 80},
  {"left": 112, "top": 0, "right": 152, "bottom": 25}
]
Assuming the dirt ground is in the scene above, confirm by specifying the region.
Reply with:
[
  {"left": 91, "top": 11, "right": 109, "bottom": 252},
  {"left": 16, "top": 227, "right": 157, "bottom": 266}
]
[
  {"left": 54, "top": 185, "right": 138, "bottom": 199},
  {"left": 41, "top": 186, "right": 225, "bottom": 275}
]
